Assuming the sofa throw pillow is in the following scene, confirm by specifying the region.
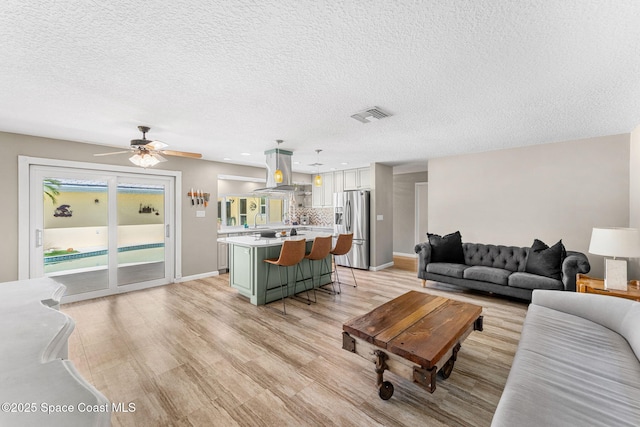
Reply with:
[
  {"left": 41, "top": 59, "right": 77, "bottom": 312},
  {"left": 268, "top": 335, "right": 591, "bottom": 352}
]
[
  {"left": 525, "top": 239, "right": 565, "bottom": 280},
  {"left": 533, "top": 239, "right": 567, "bottom": 261},
  {"left": 427, "top": 231, "right": 465, "bottom": 264}
]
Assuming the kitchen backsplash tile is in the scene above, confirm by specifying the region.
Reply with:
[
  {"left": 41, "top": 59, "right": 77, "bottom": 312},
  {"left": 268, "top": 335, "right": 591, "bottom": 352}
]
[{"left": 289, "top": 206, "right": 332, "bottom": 227}]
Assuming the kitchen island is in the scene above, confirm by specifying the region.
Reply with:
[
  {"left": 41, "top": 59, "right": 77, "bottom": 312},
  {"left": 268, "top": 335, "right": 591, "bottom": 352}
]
[{"left": 217, "top": 230, "right": 334, "bottom": 306}]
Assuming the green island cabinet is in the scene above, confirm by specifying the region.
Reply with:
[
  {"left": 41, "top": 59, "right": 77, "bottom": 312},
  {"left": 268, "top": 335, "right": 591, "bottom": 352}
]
[{"left": 221, "top": 232, "right": 334, "bottom": 306}]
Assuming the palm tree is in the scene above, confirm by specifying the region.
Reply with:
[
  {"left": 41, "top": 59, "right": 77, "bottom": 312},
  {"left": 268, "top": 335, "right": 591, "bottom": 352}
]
[{"left": 44, "top": 178, "right": 61, "bottom": 204}]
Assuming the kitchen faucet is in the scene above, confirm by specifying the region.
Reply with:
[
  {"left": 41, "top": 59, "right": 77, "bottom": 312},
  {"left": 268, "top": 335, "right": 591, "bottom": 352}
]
[{"left": 253, "top": 212, "right": 266, "bottom": 228}]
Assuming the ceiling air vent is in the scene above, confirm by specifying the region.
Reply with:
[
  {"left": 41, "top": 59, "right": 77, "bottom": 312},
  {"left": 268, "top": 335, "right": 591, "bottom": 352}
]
[{"left": 350, "top": 106, "right": 391, "bottom": 124}]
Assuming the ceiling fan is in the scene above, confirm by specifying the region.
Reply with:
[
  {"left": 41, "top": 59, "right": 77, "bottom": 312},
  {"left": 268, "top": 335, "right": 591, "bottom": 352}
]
[{"left": 95, "top": 126, "right": 203, "bottom": 167}]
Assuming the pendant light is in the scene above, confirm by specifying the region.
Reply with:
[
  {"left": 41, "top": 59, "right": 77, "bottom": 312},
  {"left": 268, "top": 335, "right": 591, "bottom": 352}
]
[
  {"left": 314, "top": 149, "right": 323, "bottom": 187},
  {"left": 274, "top": 140, "right": 284, "bottom": 183}
]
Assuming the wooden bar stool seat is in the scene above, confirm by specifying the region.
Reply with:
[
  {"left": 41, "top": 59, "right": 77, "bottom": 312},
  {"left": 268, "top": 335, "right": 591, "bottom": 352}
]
[
  {"left": 303, "top": 235, "right": 333, "bottom": 297},
  {"left": 263, "top": 239, "right": 306, "bottom": 315},
  {"left": 331, "top": 233, "right": 358, "bottom": 293}
]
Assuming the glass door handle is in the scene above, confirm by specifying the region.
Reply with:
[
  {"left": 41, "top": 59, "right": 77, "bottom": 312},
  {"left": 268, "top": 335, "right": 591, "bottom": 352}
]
[{"left": 166, "top": 225, "right": 170, "bottom": 238}]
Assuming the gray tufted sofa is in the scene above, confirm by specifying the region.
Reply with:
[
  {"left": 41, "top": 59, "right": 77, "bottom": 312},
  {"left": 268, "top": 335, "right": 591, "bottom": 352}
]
[{"left": 414, "top": 242, "right": 591, "bottom": 300}]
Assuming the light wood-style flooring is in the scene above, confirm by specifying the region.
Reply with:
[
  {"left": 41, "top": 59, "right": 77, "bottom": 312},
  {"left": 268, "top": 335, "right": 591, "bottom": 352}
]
[
  {"left": 51, "top": 262, "right": 165, "bottom": 295},
  {"left": 62, "top": 267, "right": 528, "bottom": 427}
]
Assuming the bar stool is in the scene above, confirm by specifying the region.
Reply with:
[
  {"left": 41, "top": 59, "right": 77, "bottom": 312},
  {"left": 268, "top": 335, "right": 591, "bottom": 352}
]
[
  {"left": 304, "top": 235, "right": 333, "bottom": 297},
  {"left": 331, "top": 233, "right": 358, "bottom": 294},
  {"left": 263, "top": 239, "right": 306, "bottom": 315}
]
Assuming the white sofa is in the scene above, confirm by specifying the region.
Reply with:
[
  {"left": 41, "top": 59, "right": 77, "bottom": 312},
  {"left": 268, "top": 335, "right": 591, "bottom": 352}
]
[{"left": 492, "top": 289, "right": 640, "bottom": 426}]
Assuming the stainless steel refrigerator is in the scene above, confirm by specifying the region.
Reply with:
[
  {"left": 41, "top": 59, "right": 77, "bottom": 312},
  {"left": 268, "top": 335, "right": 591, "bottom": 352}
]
[{"left": 333, "top": 190, "right": 370, "bottom": 269}]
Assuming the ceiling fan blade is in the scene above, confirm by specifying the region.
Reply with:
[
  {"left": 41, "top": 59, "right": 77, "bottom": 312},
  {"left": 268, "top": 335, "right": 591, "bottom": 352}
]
[
  {"left": 145, "top": 140, "right": 169, "bottom": 150},
  {"left": 94, "top": 150, "right": 131, "bottom": 157},
  {"left": 160, "top": 150, "right": 202, "bottom": 159},
  {"left": 152, "top": 153, "right": 168, "bottom": 163}
]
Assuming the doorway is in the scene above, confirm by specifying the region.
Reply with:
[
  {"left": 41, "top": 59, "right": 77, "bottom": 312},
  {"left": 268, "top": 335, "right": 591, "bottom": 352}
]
[{"left": 25, "top": 161, "right": 177, "bottom": 302}]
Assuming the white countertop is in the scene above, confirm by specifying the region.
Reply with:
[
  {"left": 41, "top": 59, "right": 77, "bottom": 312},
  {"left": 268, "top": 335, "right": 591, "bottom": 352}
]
[
  {"left": 218, "top": 225, "right": 333, "bottom": 236},
  {"left": 217, "top": 230, "right": 333, "bottom": 247}
]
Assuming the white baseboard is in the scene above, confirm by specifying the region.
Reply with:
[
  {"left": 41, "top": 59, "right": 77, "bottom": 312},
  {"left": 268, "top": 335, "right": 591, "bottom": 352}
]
[
  {"left": 369, "top": 261, "right": 394, "bottom": 271},
  {"left": 62, "top": 278, "right": 175, "bottom": 304},
  {"left": 176, "top": 271, "right": 219, "bottom": 283}
]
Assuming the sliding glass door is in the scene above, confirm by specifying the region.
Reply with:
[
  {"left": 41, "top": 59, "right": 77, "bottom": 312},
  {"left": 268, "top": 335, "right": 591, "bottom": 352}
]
[
  {"left": 117, "top": 179, "right": 168, "bottom": 286},
  {"left": 37, "top": 174, "right": 111, "bottom": 294},
  {"left": 30, "top": 166, "right": 175, "bottom": 301}
]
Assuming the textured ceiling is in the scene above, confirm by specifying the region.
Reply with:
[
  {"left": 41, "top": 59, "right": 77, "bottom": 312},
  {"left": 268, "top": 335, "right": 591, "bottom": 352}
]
[{"left": 1, "top": 1, "right": 639, "bottom": 175}]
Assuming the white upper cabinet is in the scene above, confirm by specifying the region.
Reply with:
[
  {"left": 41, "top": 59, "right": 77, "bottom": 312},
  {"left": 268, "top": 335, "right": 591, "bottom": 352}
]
[
  {"left": 312, "top": 168, "right": 370, "bottom": 207},
  {"left": 334, "top": 170, "right": 344, "bottom": 193},
  {"left": 343, "top": 167, "right": 370, "bottom": 190},
  {"left": 358, "top": 168, "right": 370, "bottom": 189},
  {"left": 311, "top": 171, "right": 338, "bottom": 207},
  {"left": 321, "top": 172, "right": 334, "bottom": 207},
  {"left": 344, "top": 169, "right": 357, "bottom": 190},
  {"left": 312, "top": 180, "right": 323, "bottom": 207}
]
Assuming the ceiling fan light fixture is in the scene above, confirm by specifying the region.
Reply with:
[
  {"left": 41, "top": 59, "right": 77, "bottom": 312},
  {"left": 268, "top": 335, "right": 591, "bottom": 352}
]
[
  {"left": 140, "top": 154, "right": 159, "bottom": 168},
  {"left": 130, "top": 151, "right": 160, "bottom": 168}
]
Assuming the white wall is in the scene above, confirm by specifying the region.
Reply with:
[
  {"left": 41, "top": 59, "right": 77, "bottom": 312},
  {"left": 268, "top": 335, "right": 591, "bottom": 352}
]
[
  {"left": 415, "top": 183, "right": 429, "bottom": 246},
  {"left": 217, "top": 179, "right": 263, "bottom": 195},
  {"left": 629, "top": 125, "right": 640, "bottom": 278},
  {"left": 371, "top": 163, "right": 394, "bottom": 268},
  {"left": 428, "top": 134, "right": 630, "bottom": 277}
]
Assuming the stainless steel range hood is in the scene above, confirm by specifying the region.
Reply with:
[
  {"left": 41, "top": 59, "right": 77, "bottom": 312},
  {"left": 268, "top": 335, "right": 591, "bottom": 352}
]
[{"left": 253, "top": 148, "right": 296, "bottom": 193}]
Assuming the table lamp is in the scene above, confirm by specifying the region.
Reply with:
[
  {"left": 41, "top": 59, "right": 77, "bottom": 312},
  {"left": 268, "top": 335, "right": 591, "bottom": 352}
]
[{"left": 588, "top": 227, "right": 640, "bottom": 290}]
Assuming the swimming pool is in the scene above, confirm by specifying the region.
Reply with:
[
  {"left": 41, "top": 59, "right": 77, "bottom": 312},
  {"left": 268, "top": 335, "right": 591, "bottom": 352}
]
[{"left": 44, "top": 244, "right": 164, "bottom": 275}]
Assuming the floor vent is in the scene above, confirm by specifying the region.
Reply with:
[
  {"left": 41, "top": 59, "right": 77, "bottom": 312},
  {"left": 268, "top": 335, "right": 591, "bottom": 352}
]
[{"left": 350, "top": 106, "right": 392, "bottom": 123}]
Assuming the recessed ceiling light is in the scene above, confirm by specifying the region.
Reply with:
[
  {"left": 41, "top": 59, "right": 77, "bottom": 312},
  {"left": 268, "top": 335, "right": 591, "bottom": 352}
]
[
  {"left": 223, "top": 157, "right": 231, "bottom": 161},
  {"left": 240, "top": 152, "right": 251, "bottom": 156},
  {"left": 341, "top": 162, "right": 349, "bottom": 165},
  {"left": 293, "top": 161, "right": 300, "bottom": 165}
]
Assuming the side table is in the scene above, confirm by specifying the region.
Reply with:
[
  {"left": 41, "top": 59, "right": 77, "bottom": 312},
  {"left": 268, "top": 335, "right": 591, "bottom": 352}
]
[{"left": 576, "top": 273, "right": 640, "bottom": 302}]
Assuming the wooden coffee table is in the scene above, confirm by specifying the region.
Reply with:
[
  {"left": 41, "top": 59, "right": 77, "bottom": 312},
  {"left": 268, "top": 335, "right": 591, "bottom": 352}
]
[
  {"left": 576, "top": 273, "right": 640, "bottom": 301},
  {"left": 342, "top": 291, "right": 483, "bottom": 400}
]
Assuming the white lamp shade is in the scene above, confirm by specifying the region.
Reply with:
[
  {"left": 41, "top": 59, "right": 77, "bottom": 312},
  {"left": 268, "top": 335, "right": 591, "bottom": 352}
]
[{"left": 589, "top": 227, "right": 640, "bottom": 258}]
